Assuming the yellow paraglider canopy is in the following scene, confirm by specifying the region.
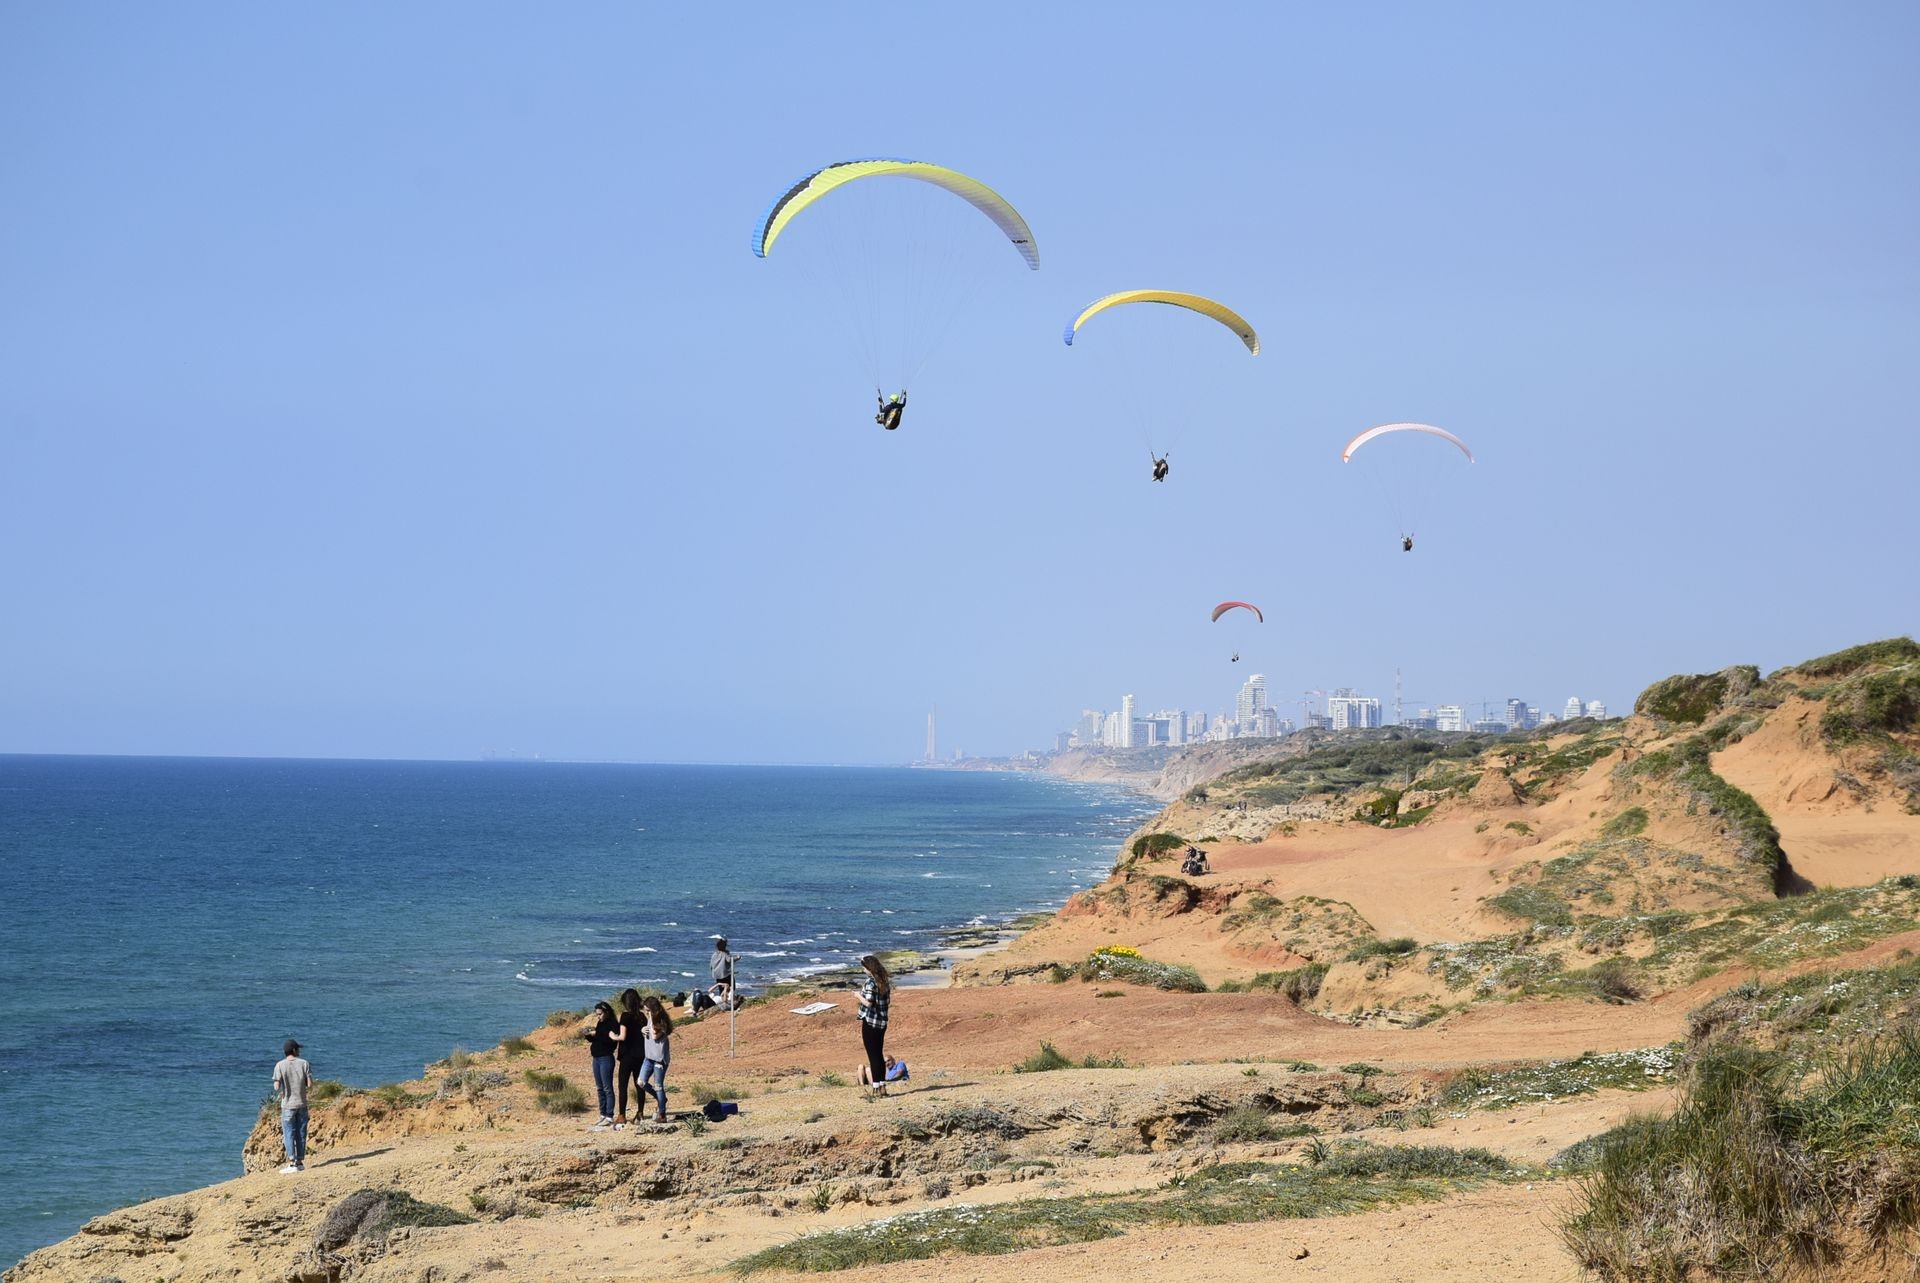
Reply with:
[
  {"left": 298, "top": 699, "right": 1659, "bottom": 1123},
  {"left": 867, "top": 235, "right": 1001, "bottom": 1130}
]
[
  {"left": 752, "top": 159, "right": 1039, "bottom": 269},
  {"left": 1063, "top": 291, "right": 1259, "bottom": 355}
]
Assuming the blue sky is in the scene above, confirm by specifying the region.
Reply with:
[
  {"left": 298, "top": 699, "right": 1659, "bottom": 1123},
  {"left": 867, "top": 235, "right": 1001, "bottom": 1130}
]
[{"left": 2, "top": 3, "right": 1915, "bottom": 762}]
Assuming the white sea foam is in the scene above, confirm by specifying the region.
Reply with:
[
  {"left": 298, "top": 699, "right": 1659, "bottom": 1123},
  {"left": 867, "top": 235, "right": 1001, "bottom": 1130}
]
[{"left": 615, "top": 947, "right": 657, "bottom": 953}]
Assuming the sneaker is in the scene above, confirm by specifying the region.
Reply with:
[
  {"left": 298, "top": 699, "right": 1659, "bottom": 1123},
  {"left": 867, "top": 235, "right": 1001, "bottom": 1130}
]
[
  {"left": 279, "top": 1163, "right": 300, "bottom": 1174},
  {"left": 589, "top": 1118, "right": 610, "bottom": 1132}
]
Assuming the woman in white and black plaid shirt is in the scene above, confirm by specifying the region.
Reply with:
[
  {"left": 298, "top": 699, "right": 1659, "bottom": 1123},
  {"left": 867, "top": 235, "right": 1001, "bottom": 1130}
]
[{"left": 857, "top": 954, "right": 893, "bottom": 1096}]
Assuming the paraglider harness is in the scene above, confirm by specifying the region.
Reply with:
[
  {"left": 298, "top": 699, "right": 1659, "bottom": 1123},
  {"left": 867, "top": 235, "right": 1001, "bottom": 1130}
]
[
  {"left": 1402, "top": 535, "right": 1414, "bottom": 552},
  {"left": 1151, "top": 453, "right": 1169, "bottom": 482},
  {"left": 876, "top": 389, "right": 907, "bottom": 431}
]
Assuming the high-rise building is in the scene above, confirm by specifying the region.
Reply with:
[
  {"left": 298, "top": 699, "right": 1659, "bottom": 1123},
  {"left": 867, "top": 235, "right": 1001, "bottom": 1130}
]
[
  {"left": 1328, "top": 691, "right": 1383, "bottom": 730},
  {"left": 1564, "top": 696, "right": 1584, "bottom": 721},
  {"left": 1081, "top": 709, "right": 1105, "bottom": 742},
  {"left": 1471, "top": 718, "right": 1509, "bottom": 733},
  {"left": 1435, "top": 704, "right": 1466, "bottom": 732},
  {"left": 1119, "top": 694, "right": 1136, "bottom": 748},
  {"left": 1101, "top": 711, "right": 1123, "bottom": 747},
  {"left": 1505, "top": 698, "right": 1527, "bottom": 729},
  {"left": 1236, "top": 675, "right": 1268, "bottom": 726},
  {"left": 1586, "top": 699, "right": 1607, "bottom": 719},
  {"left": 1187, "top": 711, "right": 1209, "bottom": 741},
  {"left": 1404, "top": 708, "right": 1439, "bottom": 731}
]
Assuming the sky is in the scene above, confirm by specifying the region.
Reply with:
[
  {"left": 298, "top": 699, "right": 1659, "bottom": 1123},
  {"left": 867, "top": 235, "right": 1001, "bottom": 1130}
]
[{"left": 1, "top": 2, "right": 1915, "bottom": 763}]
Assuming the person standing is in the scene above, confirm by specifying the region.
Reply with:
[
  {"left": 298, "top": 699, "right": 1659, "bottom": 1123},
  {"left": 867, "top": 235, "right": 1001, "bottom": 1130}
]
[
  {"left": 612, "top": 988, "right": 644, "bottom": 1127},
  {"left": 857, "top": 955, "right": 892, "bottom": 1097},
  {"left": 271, "top": 1039, "right": 313, "bottom": 1173},
  {"left": 709, "top": 937, "right": 734, "bottom": 1009},
  {"left": 581, "top": 1002, "right": 619, "bottom": 1130},
  {"left": 639, "top": 995, "right": 673, "bottom": 1123}
]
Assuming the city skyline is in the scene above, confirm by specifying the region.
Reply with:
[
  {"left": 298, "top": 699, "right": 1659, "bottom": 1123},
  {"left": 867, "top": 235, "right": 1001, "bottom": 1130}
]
[{"left": 1052, "top": 674, "right": 1613, "bottom": 758}]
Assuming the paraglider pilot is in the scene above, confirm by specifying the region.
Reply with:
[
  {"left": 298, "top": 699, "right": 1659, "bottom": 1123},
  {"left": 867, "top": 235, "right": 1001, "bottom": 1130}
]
[
  {"left": 1402, "top": 535, "right": 1414, "bottom": 553},
  {"left": 1151, "top": 453, "right": 1169, "bottom": 482},
  {"left": 876, "top": 389, "right": 907, "bottom": 431}
]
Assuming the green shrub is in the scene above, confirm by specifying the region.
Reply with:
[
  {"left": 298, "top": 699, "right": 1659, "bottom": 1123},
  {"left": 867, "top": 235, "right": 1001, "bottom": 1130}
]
[
  {"left": 1082, "top": 950, "right": 1207, "bottom": 993},
  {"left": 1013, "top": 1042, "right": 1074, "bottom": 1074},
  {"left": 1600, "top": 807, "right": 1649, "bottom": 839},
  {"left": 535, "top": 1082, "right": 589, "bottom": 1115},
  {"left": 522, "top": 1068, "right": 566, "bottom": 1092},
  {"left": 1789, "top": 637, "right": 1920, "bottom": 679},
  {"left": 1562, "top": 1034, "right": 1920, "bottom": 1279},
  {"left": 1634, "top": 667, "right": 1757, "bottom": 725},
  {"left": 309, "top": 1079, "right": 348, "bottom": 1107},
  {"left": 1345, "top": 937, "right": 1419, "bottom": 962},
  {"left": 1820, "top": 668, "right": 1920, "bottom": 745},
  {"left": 500, "top": 1036, "right": 534, "bottom": 1056},
  {"left": 1210, "top": 1104, "right": 1316, "bottom": 1144},
  {"left": 1355, "top": 789, "right": 1401, "bottom": 825},
  {"left": 1486, "top": 884, "right": 1573, "bottom": 927},
  {"left": 1129, "top": 832, "right": 1187, "bottom": 860},
  {"left": 1242, "top": 962, "right": 1330, "bottom": 1003}
]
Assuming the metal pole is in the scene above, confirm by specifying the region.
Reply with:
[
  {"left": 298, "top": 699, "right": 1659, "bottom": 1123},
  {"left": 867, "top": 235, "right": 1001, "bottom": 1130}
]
[{"left": 727, "top": 952, "right": 737, "bottom": 1058}]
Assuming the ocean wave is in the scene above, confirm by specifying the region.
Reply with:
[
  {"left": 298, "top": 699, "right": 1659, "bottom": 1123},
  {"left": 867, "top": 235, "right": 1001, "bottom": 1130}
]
[
  {"left": 744, "top": 950, "right": 792, "bottom": 959},
  {"left": 514, "top": 971, "right": 639, "bottom": 988},
  {"left": 615, "top": 946, "right": 657, "bottom": 953},
  {"left": 771, "top": 938, "right": 814, "bottom": 946}
]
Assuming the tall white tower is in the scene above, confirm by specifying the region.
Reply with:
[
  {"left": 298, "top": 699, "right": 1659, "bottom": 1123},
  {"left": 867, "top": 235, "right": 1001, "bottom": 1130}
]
[
  {"left": 1120, "top": 693, "right": 1136, "bottom": 748},
  {"left": 926, "top": 707, "right": 936, "bottom": 762}
]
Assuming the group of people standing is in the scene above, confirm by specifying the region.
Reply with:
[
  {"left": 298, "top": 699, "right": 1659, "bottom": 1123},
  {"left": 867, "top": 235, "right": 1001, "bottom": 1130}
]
[{"left": 582, "top": 989, "right": 673, "bottom": 1128}]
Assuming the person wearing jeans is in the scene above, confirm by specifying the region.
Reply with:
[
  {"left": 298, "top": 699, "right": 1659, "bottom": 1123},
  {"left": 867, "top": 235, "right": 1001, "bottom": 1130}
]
[
  {"left": 272, "top": 1038, "right": 313, "bottom": 1173},
  {"left": 639, "top": 996, "right": 673, "bottom": 1123},
  {"left": 582, "top": 1002, "right": 619, "bottom": 1129}
]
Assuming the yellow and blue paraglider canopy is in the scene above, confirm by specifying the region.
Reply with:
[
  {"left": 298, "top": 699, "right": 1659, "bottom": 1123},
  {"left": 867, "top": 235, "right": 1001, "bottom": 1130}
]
[
  {"left": 752, "top": 159, "right": 1040, "bottom": 269},
  {"left": 1063, "top": 291, "right": 1259, "bottom": 355}
]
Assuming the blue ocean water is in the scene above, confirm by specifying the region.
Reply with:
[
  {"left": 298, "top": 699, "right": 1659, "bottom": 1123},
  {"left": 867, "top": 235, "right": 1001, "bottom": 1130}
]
[{"left": 0, "top": 755, "right": 1152, "bottom": 1267}]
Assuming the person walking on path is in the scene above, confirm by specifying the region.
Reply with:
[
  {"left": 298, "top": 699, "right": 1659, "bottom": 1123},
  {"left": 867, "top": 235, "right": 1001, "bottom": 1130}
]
[
  {"left": 582, "top": 1002, "right": 619, "bottom": 1130},
  {"left": 612, "top": 989, "right": 644, "bottom": 1127},
  {"left": 709, "top": 937, "right": 735, "bottom": 1010},
  {"left": 639, "top": 995, "right": 673, "bottom": 1122},
  {"left": 272, "top": 1039, "right": 313, "bottom": 1173},
  {"left": 857, "top": 955, "right": 893, "bottom": 1097}
]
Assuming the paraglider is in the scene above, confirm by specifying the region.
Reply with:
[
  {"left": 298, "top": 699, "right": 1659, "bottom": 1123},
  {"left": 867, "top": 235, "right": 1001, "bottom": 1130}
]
[
  {"left": 1212, "top": 601, "right": 1261, "bottom": 666},
  {"left": 753, "top": 159, "right": 1039, "bottom": 426},
  {"left": 1063, "top": 291, "right": 1258, "bottom": 482},
  {"left": 1340, "top": 423, "right": 1475, "bottom": 550},
  {"left": 876, "top": 390, "right": 907, "bottom": 431},
  {"left": 756, "top": 159, "right": 1044, "bottom": 426}
]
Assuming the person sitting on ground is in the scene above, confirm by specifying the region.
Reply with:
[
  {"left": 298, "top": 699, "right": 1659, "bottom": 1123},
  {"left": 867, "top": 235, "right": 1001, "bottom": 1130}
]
[
  {"left": 857, "top": 1054, "right": 910, "bottom": 1088},
  {"left": 1181, "top": 848, "right": 1212, "bottom": 876}
]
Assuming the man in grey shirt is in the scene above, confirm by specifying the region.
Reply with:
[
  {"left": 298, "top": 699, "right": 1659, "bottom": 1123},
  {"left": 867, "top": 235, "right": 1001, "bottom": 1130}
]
[
  {"left": 272, "top": 1039, "right": 313, "bottom": 1173},
  {"left": 709, "top": 937, "right": 734, "bottom": 1009}
]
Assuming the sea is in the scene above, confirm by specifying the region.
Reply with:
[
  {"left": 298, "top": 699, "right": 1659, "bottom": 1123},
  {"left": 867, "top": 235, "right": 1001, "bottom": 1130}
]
[{"left": 0, "top": 755, "right": 1154, "bottom": 1267}]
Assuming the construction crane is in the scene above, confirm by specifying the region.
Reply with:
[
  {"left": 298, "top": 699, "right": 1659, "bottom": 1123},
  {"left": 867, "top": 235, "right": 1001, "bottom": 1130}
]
[{"left": 1300, "top": 689, "right": 1327, "bottom": 725}]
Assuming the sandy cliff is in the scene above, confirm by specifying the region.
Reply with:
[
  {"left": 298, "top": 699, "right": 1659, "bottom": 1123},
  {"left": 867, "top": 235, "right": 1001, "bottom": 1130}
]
[{"left": 12, "top": 639, "right": 1919, "bottom": 1283}]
